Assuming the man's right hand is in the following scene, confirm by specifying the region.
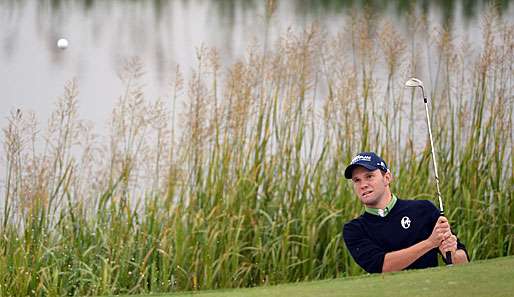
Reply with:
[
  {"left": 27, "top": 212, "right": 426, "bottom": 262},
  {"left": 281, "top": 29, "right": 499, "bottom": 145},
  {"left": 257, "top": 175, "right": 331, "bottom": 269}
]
[{"left": 427, "top": 216, "right": 450, "bottom": 248}]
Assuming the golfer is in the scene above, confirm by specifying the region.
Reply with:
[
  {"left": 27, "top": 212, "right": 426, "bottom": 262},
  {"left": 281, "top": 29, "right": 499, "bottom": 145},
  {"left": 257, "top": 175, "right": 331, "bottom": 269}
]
[{"left": 342, "top": 152, "right": 469, "bottom": 273}]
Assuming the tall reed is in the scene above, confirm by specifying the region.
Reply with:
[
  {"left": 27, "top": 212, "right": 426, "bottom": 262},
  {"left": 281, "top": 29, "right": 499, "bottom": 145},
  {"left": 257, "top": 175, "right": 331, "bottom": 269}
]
[{"left": 0, "top": 8, "right": 512, "bottom": 297}]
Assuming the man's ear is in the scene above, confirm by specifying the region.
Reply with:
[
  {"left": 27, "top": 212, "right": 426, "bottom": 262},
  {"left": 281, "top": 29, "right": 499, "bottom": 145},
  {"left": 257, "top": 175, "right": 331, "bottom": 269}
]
[{"left": 384, "top": 171, "right": 392, "bottom": 186}]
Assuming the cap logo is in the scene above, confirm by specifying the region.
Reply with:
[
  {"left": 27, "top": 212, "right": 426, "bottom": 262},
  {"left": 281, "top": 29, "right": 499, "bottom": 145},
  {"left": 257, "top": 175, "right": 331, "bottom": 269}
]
[{"left": 351, "top": 155, "right": 371, "bottom": 164}]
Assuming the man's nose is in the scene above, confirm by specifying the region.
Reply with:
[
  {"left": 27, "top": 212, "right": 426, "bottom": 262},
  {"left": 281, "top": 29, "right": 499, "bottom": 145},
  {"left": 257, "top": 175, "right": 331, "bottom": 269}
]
[{"left": 359, "top": 182, "right": 369, "bottom": 190}]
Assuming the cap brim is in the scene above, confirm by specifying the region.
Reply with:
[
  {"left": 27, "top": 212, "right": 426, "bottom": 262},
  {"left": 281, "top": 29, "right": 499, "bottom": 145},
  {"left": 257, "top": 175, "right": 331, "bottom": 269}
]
[{"left": 344, "top": 163, "right": 378, "bottom": 179}]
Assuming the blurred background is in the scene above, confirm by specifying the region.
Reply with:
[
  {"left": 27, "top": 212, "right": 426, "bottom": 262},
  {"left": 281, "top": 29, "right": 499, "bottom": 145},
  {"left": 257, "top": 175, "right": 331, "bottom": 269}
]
[{"left": 1, "top": 0, "right": 512, "bottom": 129}]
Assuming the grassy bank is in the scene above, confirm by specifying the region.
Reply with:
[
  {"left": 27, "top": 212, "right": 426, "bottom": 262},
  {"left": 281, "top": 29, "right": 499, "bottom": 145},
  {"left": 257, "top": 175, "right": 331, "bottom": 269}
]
[
  {"left": 1, "top": 7, "right": 513, "bottom": 297},
  {"left": 119, "top": 256, "right": 514, "bottom": 297}
]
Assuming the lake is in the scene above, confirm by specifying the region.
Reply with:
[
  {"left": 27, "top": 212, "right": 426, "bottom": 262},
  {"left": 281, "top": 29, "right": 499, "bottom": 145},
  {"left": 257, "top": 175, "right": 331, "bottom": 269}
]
[{"left": 1, "top": 0, "right": 512, "bottom": 131}]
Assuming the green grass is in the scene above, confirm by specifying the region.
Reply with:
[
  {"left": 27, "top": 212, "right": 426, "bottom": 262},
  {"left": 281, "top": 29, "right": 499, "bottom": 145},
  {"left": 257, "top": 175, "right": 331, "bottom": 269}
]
[{"left": 122, "top": 256, "right": 514, "bottom": 297}]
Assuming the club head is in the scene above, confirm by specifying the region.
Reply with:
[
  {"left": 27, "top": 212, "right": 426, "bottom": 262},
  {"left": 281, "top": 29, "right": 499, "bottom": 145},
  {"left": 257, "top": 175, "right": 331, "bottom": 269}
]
[{"left": 405, "top": 77, "right": 424, "bottom": 88}]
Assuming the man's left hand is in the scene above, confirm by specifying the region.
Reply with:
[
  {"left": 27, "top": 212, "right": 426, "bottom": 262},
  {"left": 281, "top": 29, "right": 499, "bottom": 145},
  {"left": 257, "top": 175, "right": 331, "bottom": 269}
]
[{"left": 439, "top": 232, "right": 457, "bottom": 255}]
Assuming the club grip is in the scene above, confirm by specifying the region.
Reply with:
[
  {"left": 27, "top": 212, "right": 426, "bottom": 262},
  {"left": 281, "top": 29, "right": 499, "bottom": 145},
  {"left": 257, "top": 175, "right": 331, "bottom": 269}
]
[
  {"left": 446, "top": 251, "right": 452, "bottom": 264},
  {"left": 439, "top": 211, "right": 453, "bottom": 265}
]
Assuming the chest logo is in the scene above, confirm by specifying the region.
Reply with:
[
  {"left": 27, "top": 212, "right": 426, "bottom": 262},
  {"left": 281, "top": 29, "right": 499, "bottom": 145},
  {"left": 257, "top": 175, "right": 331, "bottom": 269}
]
[{"left": 401, "top": 216, "right": 411, "bottom": 229}]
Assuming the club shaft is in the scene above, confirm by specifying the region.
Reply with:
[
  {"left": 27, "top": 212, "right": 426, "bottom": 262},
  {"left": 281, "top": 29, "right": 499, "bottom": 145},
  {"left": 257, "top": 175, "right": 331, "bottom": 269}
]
[
  {"left": 421, "top": 88, "right": 452, "bottom": 265},
  {"left": 422, "top": 93, "right": 444, "bottom": 213}
]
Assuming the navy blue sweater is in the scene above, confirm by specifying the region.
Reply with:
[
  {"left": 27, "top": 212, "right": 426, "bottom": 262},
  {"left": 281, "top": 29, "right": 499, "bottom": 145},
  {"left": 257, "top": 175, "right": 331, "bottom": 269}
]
[{"left": 343, "top": 198, "right": 467, "bottom": 273}]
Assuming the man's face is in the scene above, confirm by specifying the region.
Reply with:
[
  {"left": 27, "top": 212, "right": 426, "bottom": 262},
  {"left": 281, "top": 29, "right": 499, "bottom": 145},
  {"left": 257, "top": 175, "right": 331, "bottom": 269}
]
[{"left": 350, "top": 166, "right": 391, "bottom": 208}]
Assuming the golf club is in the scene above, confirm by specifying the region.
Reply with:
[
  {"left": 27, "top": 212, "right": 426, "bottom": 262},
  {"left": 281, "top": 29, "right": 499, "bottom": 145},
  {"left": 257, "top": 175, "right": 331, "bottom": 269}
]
[{"left": 405, "top": 77, "right": 452, "bottom": 265}]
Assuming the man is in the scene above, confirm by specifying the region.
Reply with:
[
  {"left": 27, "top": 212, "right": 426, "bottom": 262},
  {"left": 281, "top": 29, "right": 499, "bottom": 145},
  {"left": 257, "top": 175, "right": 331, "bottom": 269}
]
[{"left": 342, "top": 152, "right": 469, "bottom": 273}]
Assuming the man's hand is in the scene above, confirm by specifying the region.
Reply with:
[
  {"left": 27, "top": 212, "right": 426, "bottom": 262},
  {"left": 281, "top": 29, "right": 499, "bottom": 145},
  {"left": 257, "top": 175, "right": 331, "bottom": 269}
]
[
  {"left": 439, "top": 233, "right": 457, "bottom": 254},
  {"left": 427, "top": 216, "right": 450, "bottom": 248}
]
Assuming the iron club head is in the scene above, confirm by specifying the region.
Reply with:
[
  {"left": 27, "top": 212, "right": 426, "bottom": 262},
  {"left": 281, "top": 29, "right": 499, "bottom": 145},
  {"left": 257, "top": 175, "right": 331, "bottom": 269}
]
[{"left": 405, "top": 77, "right": 424, "bottom": 88}]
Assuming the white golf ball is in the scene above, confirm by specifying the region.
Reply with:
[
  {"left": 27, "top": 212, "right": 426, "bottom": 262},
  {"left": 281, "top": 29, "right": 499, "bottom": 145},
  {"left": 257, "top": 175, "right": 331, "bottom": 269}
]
[{"left": 57, "top": 38, "right": 69, "bottom": 49}]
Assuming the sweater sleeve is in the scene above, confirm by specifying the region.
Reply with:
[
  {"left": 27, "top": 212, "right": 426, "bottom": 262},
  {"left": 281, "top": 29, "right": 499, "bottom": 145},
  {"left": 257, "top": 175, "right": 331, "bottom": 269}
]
[{"left": 343, "top": 220, "right": 386, "bottom": 273}]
